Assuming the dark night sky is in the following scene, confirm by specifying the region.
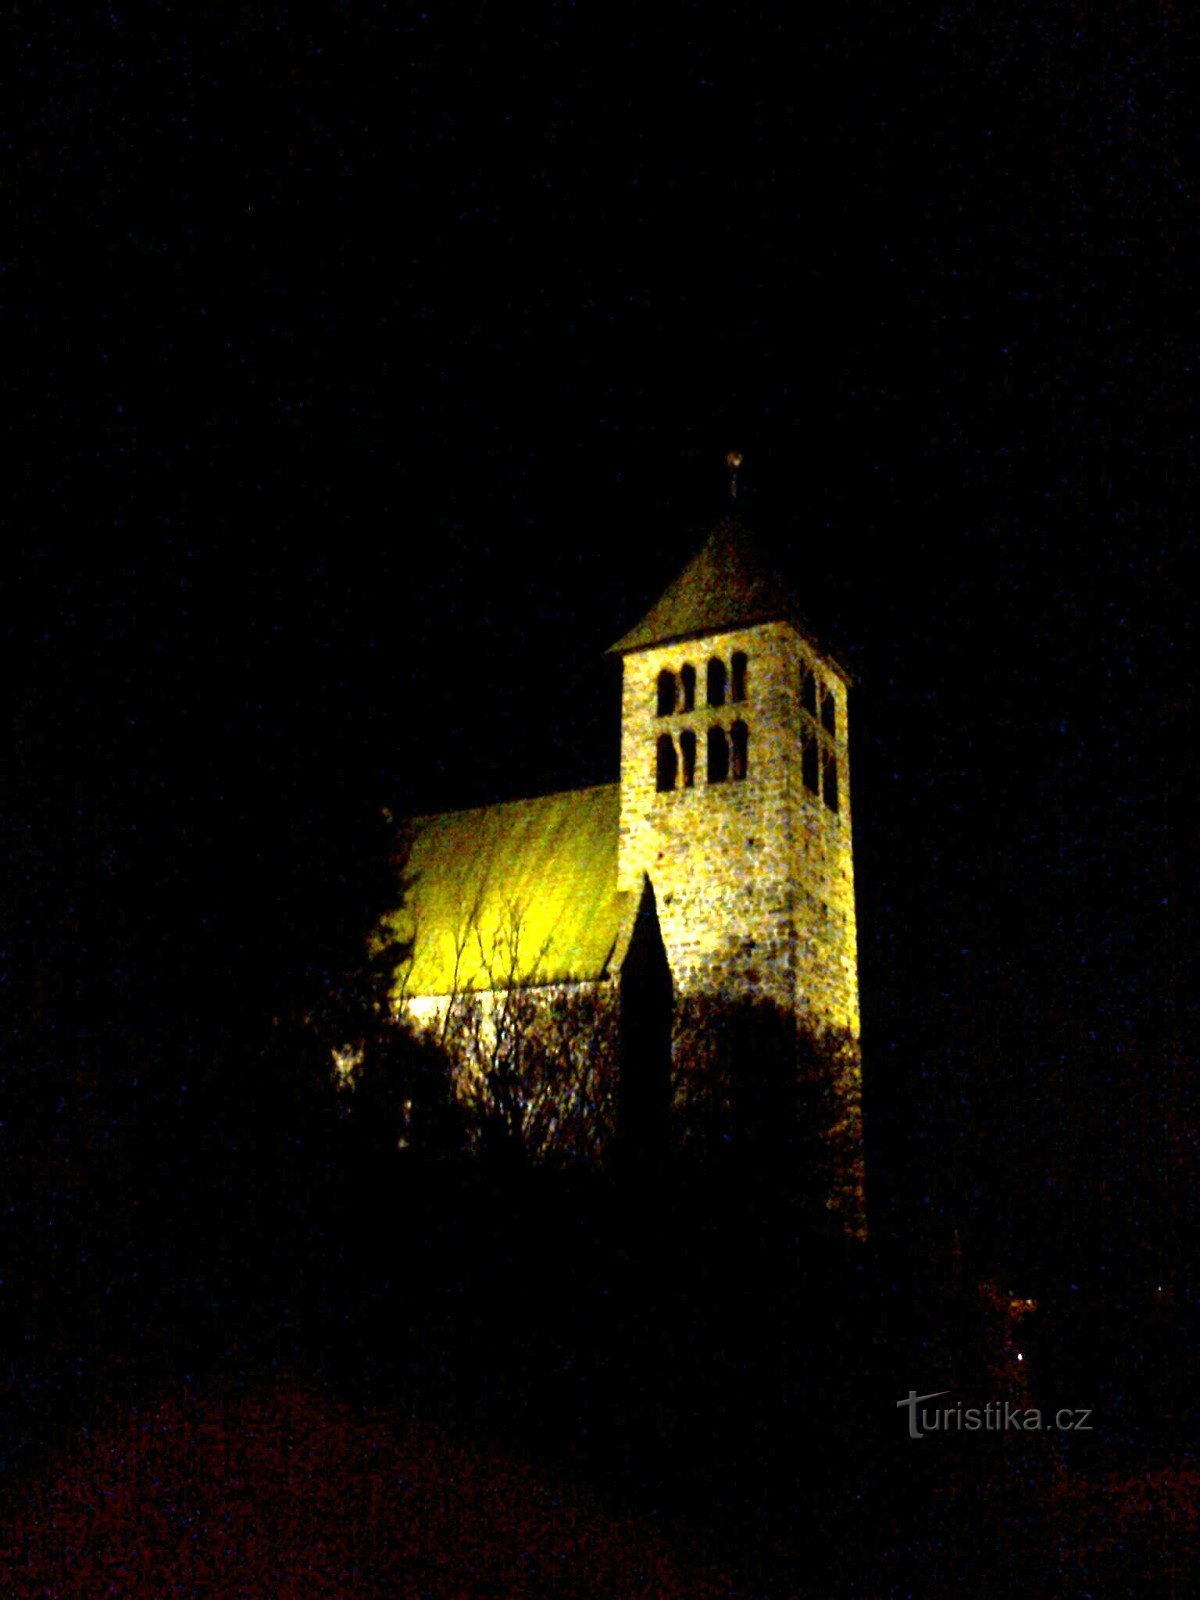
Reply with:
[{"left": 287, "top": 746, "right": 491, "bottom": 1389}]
[{"left": 7, "top": 6, "right": 1192, "bottom": 1258}]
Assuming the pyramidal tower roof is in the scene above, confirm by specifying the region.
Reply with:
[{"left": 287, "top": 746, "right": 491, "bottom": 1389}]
[{"left": 608, "top": 515, "right": 843, "bottom": 671}]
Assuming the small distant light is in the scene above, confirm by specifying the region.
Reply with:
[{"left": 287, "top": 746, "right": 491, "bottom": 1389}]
[{"left": 1016, "top": 1352, "right": 1023, "bottom": 1362}]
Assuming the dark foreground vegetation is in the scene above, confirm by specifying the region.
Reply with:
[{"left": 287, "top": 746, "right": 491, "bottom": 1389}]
[{"left": 3, "top": 1073, "right": 1197, "bottom": 1598}]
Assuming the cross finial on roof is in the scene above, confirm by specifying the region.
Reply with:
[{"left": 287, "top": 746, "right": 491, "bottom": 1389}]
[{"left": 725, "top": 450, "right": 743, "bottom": 505}]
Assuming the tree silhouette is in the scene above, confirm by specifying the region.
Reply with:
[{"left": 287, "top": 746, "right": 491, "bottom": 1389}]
[
  {"left": 672, "top": 993, "right": 865, "bottom": 1229},
  {"left": 395, "top": 893, "right": 621, "bottom": 1168}
]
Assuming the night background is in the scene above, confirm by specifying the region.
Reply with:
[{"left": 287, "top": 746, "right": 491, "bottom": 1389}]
[{"left": 4, "top": 5, "right": 1194, "bottom": 1594}]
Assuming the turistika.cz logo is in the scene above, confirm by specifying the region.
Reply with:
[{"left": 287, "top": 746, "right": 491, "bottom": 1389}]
[{"left": 897, "top": 1390, "right": 1093, "bottom": 1440}]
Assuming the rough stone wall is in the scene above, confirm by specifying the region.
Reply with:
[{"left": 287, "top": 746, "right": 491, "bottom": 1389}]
[
  {"left": 618, "top": 623, "right": 795, "bottom": 1010},
  {"left": 787, "top": 642, "right": 860, "bottom": 1038},
  {"left": 617, "top": 620, "right": 859, "bottom": 1034}
]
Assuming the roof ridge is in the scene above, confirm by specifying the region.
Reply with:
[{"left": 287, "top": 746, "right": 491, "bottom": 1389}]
[{"left": 408, "top": 779, "right": 619, "bottom": 826}]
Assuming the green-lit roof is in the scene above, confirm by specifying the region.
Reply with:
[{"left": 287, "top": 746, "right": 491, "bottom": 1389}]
[
  {"left": 607, "top": 515, "right": 821, "bottom": 659},
  {"left": 391, "top": 783, "right": 630, "bottom": 997}
]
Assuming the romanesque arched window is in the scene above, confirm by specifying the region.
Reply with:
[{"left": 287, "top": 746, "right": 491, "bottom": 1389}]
[
  {"left": 731, "top": 652, "right": 748, "bottom": 704},
  {"left": 801, "top": 665, "right": 817, "bottom": 717},
  {"left": 823, "top": 749, "right": 839, "bottom": 812},
  {"left": 707, "top": 725, "right": 729, "bottom": 783},
  {"left": 707, "top": 657, "right": 727, "bottom": 708},
  {"left": 680, "top": 663, "right": 696, "bottom": 713},
  {"left": 656, "top": 669, "right": 676, "bottom": 717},
  {"left": 731, "top": 720, "right": 749, "bottom": 781},
  {"left": 656, "top": 733, "right": 678, "bottom": 792},
  {"left": 802, "top": 729, "right": 820, "bottom": 794},
  {"left": 820, "top": 681, "right": 837, "bottom": 736},
  {"left": 679, "top": 728, "right": 697, "bottom": 788}
]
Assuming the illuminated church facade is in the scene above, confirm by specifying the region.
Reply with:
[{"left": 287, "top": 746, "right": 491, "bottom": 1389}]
[{"left": 389, "top": 514, "right": 863, "bottom": 1222}]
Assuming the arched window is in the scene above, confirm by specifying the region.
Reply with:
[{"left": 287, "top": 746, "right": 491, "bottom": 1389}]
[
  {"left": 801, "top": 665, "right": 817, "bottom": 717},
  {"left": 679, "top": 663, "right": 696, "bottom": 712},
  {"left": 820, "top": 681, "right": 837, "bottom": 736},
  {"left": 656, "top": 670, "right": 676, "bottom": 717},
  {"left": 822, "top": 750, "right": 839, "bottom": 812},
  {"left": 679, "top": 729, "right": 697, "bottom": 788},
  {"left": 731, "top": 720, "right": 749, "bottom": 780},
  {"left": 731, "top": 652, "right": 748, "bottom": 704},
  {"left": 802, "top": 730, "right": 820, "bottom": 794},
  {"left": 706, "top": 657, "right": 727, "bottom": 708},
  {"left": 656, "top": 734, "right": 678, "bottom": 792},
  {"left": 707, "top": 725, "right": 729, "bottom": 784}
]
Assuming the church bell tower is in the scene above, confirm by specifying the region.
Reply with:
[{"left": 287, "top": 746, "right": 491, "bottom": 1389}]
[{"left": 608, "top": 512, "right": 860, "bottom": 1039}]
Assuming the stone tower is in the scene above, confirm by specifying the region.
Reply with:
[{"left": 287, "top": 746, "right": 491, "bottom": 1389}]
[{"left": 609, "top": 515, "right": 860, "bottom": 1041}]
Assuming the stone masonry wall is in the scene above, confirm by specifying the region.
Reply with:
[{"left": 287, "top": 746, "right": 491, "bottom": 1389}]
[{"left": 617, "top": 620, "right": 859, "bottom": 1035}]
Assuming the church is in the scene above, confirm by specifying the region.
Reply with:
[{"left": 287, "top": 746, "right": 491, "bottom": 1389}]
[{"left": 387, "top": 503, "right": 864, "bottom": 1224}]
